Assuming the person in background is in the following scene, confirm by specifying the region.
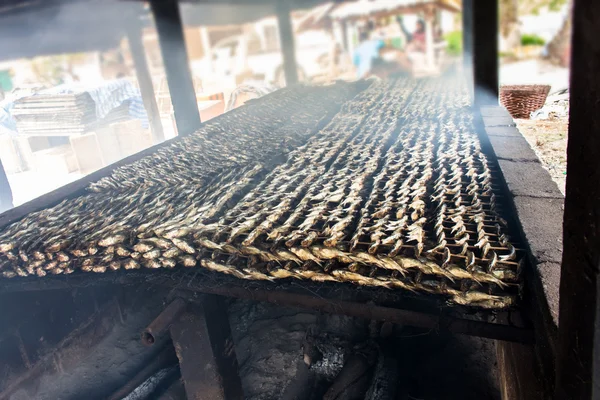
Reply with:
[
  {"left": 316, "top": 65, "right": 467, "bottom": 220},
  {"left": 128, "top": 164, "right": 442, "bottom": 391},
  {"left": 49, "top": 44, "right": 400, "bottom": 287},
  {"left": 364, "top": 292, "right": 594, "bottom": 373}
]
[
  {"left": 398, "top": 19, "right": 428, "bottom": 72},
  {"left": 353, "top": 30, "right": 385, "bottom": 79},
  {"left": 406, "top": 19, "right": 426, "bottom": 53}
]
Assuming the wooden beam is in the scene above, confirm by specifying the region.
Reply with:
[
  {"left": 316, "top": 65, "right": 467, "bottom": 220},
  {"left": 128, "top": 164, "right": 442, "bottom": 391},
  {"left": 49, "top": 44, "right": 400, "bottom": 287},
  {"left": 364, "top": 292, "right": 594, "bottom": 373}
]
[
  {"left": 472, "top": 0, "right": 498, "bottom": 105},
  {"left": 126, "top": 25, "right": 165, "bottom": 144},
  {"left": 0, "top": 270, "right": 534, "bottom": 344},
  {"left": 149, "top": 0, "right": 201, "bottom": 136},
  {"left": 556, "top": 0, "right": 600, "bottom": 398},
  {"left": 170, "top": 296, "right": 243, "bottom": 399},
  {"left": 276, "top": 0, "right": 298, "bottom": 86},
  {"left": 0, "top": 158, "right": 13, "bottom": 213}
]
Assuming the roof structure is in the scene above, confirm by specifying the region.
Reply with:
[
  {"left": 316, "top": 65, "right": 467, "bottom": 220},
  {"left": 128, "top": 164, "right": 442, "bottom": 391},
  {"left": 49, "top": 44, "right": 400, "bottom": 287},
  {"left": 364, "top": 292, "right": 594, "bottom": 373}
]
[
  {"left": 0, "top": 0, "right": 329, "bottom": 62},
  {"left": 329, "top": 0, "right": 460, "bottom": 20},
  {"left": 0, "top": 1, "right": 140, "bottom": 62}
]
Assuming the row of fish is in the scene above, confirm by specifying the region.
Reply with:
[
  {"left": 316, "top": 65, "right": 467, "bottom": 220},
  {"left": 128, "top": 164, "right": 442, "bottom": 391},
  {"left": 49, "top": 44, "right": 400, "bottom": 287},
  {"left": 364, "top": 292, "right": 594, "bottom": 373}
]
[
  {"left": 0, "top": 78, "right": 523, "bottom": 309},
  {"left": 190, "top": 78, "right": 521, "bottom": 308},
  {"left": 89, "top": 82, "right": 365, "bottom": 193}
]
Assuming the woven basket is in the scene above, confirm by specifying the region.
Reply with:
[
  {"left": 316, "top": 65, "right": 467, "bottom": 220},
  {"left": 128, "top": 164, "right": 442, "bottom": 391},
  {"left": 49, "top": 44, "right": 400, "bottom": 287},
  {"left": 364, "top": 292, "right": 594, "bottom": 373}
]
[{"left": 500, "top": 85, "right": 551, "bottom": 119}]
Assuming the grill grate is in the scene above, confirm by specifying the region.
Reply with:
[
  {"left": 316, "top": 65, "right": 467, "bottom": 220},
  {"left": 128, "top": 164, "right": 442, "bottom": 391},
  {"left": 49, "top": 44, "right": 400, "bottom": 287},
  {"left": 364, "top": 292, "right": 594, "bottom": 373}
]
[{"left": 0, "top": 78, "right": 523, "bottom": 309}]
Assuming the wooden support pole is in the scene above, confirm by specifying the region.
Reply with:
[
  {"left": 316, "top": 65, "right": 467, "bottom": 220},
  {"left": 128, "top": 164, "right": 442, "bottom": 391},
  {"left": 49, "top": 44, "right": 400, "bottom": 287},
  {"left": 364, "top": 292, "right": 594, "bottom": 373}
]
[
  {"left": 0, "top": 158, "right": 13, "bottom": 213},
  {"left": 462, "top": 0, "right": 474, "bottom": 97},
  {"left": 126, "top": 25, "right": 165, "bottom": 144},
  {"left": 200, "top": 27, "right": 213, "bottom": 76},
  {"left": 341, "top": 20, "right": 349, "bottom": 52},
  {"left": 170, "top": 296, "right": 243, "bottom": 400},
  {"left": 276, "top": 0, "right": 299, "bottom": 86},
  {"left": 472, "top": 0, "right": 498, "bottom": 106},
  {"left": 424, "top": 6, "right": 435, "bottom": 69},
  {"left": 149, "top": 0, "right": 201, "bottom": 136},
  {"left": 556, "top": 0, "right": 600, "bottom": 398}
]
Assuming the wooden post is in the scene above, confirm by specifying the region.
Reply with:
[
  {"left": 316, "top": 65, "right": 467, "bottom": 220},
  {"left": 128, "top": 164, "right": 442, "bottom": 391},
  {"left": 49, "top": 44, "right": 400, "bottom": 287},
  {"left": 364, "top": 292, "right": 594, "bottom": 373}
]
[
  {"left": 126, "top": 25, "right": 165, "bottom": 144},
  {"left": 170, "top": 296, "right": 243, "bottom": 399},
  {"left": 346, "top": 21, "right": 355, "bottom": 57},
  {"left": 472, "top": 0, "right": 498, "bottom": 105},
  {"left": 462, "top": 0, "right": 474, "bottom": 98},
  {"left": 425, "top": 6, "right": 435, "bottom": 69},
  {"left": 0, "top": 158, "right": 13, "bottom": 213},
  {"left": 149, "top": 0, "right": 201, "bottom": 136},
  {"left": 462, "top": 0, "right": 473, "bottom": 67},
  {"left": 200, "top": 27, "right": 213, "bottom": 76},
  {"left": 341, "top": 20, "right": 349, "bottom": 52},
  {"left": 276, "top": 0, "right": 298, "bottom": 86},
  {"left": 556, "top": 0, "right": 600, "bottom": 398}
]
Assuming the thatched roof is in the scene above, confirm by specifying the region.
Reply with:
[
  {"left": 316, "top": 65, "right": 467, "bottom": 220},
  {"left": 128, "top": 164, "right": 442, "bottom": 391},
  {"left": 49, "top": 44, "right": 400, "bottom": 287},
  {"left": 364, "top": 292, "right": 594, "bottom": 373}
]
[{"left": 329, "top": 0, "right": 461, "bottom": 20}]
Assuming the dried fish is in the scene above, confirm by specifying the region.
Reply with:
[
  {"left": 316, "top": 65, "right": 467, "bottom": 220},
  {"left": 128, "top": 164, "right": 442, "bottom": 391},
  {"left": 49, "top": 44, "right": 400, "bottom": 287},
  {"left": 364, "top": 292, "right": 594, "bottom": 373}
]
[{"left": 0, "top": 78, "right": 523, "bottom": 309}]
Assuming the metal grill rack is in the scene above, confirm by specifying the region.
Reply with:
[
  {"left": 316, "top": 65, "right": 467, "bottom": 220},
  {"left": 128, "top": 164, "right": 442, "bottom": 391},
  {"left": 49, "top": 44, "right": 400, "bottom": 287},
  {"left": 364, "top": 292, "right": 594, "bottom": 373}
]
[{"left": 0, "top": 78, "right": 531, "bottom": 342}]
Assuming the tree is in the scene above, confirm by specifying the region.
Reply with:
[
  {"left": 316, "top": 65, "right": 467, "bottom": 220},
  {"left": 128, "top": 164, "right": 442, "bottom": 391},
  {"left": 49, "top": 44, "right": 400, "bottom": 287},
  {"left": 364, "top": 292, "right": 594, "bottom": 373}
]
[
  {"left": 546, "top": 1, "right": 572, "bottom": 67},
  {"left": 500, "top": 0, "right": 520, "bottom": 52}
]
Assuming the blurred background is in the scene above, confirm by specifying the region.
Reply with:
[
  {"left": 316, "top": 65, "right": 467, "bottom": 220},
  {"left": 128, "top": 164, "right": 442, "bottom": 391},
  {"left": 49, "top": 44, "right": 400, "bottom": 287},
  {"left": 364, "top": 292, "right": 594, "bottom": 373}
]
[{"left": 0, "top": 0, "right": 571, "bottom": 207}]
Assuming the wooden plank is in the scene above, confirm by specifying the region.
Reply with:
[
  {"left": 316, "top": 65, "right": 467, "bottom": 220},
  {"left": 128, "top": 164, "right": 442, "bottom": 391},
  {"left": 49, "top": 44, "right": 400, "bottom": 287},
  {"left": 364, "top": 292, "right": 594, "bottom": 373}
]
[
  {"left": 127, "top": 24, "right": 165, "bottom": 143},
  {"left": 276, "top": 0, "right": 299, "bottom": 86},
  {"left": 556, "top": 0, "right": 600, "bottom": 398},
  {"left": 472, "top": 0, "right": 498, "bottom": 105},
  {"left": 149, "top": 0, "right": 201, "bottom": 136},
  {"left": 0, "top": 158, "right": 13, "bottom": 213},
  {"left": 170, "top": 296, "right": 243, "bottom": 400}
]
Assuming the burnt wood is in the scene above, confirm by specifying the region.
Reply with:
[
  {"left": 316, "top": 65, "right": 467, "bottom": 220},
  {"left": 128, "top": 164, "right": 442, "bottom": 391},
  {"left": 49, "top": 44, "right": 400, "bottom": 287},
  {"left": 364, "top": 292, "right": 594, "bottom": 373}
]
[
  {"left": 556, "top": 0, "right": 600, "bottom": 398},
  {"left": 472, "top": 0, "right": 498, "bottom": 105},
  {"left": 170, "top": 297, "right": 244, "bottom": 400},
  {"left": 150, "top": 0, "right": 201, "bottom": 136},
  {"left": 107, "top": 345, "right": 178, "bottom": 400}
]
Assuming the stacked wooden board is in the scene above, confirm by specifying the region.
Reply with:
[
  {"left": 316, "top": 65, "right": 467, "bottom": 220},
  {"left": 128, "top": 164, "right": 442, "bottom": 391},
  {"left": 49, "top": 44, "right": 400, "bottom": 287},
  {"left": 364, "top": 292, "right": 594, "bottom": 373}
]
[
  {"left": 0, "top": 79, "right": 523, "bottom": 309},
  {"left": 11, "top": 92, "right": 97, "bottom": 136}
]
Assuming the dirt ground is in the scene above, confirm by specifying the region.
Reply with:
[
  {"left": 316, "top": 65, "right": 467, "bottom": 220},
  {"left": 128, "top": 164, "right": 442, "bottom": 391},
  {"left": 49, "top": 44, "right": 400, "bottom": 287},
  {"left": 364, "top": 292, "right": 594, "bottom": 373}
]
[{"left": 516, "top": 117, "right": 568, "bottom": 194}]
